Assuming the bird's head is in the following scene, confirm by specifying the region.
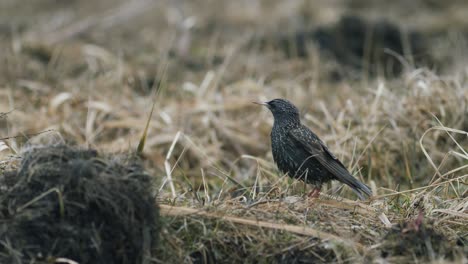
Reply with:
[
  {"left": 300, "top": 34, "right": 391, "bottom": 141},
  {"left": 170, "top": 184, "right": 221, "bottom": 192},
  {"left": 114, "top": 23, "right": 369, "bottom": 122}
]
[{"left": 254, "top": 98, "right": 301, "bottom": 126}]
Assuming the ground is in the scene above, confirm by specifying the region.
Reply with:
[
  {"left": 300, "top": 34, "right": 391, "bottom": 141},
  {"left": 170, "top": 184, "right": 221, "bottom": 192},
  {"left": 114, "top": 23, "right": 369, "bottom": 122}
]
[{"left": 0, "top": 0, "right": 467, "bottom": 263}]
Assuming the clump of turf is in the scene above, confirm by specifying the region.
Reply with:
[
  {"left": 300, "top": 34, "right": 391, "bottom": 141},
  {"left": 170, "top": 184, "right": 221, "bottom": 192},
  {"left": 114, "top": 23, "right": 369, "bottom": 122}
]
[{"left": 0, "top": 145, "right": 159, "bottom": 264}]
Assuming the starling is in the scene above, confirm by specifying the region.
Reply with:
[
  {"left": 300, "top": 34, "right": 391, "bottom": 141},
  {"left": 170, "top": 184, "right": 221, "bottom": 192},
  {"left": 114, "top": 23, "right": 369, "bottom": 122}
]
[{"left": 255, "top": 98, "right": 372, "bottom": 200}]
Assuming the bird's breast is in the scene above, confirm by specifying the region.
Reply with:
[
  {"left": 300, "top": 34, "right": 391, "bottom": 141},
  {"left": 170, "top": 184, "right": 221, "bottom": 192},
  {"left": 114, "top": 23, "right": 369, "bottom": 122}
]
[
  {"left": 271, "top": 128, "right": 298, "bottom": 174},
  {"left": 270, "top": 127, "right": 327, "bottom": 181}
]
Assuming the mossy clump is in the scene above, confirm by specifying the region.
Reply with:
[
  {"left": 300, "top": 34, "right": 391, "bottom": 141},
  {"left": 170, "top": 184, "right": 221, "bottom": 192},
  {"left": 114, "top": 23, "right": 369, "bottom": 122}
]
[{"left": 0, "top": 145, "right": 160, "bottom": 264}]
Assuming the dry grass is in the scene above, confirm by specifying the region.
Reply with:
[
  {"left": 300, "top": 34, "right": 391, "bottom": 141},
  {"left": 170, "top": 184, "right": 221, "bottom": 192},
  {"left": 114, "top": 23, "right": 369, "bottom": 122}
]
[{"left": 0, "top": 0, "right": 467, "bottom": 263}]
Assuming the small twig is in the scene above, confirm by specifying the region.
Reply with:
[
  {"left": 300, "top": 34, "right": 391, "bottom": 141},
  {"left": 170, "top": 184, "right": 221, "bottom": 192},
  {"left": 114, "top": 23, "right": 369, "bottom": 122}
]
[
  {"left": 55, "top": 258, "right": 79, "bottom": 264},
  {"left": 164, "top": 131, "right": 181, "bottom": 198},
  {"left": 250, "top": 160, "right": 261, "bottom": 200},
  {"left": 201, "top": 168, "right": 210, "bottom": 204}
]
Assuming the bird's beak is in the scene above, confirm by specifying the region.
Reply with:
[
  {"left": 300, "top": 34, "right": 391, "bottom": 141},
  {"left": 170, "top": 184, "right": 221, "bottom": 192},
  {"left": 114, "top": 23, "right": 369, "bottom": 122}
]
[{"left": 252, "top": 101, "right": 268, "bottom": 106}]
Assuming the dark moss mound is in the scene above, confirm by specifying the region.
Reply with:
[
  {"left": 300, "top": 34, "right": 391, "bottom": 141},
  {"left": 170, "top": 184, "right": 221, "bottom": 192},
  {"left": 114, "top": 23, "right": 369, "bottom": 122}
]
[
  {"left": 380, "top": 219, "right": 460, "bottom": 260},
  {"left": 0, "top": 145, "right": 159, "bottom": 264}
]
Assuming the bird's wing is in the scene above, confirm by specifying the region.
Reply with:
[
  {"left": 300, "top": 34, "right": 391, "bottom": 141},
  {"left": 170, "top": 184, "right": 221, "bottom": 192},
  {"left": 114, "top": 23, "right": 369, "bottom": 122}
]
[
  {"left": 288, "top": 127, "right": 346, "bottom": 170},
  {"left": 288, "top": 127, "right": 371, "bottom": 199}
]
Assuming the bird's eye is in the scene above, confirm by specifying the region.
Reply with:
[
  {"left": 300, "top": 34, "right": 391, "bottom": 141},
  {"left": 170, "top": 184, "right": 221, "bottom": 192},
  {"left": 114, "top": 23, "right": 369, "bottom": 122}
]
[{"left": 268, "top": 100, "right": 277, "bottom": 108}]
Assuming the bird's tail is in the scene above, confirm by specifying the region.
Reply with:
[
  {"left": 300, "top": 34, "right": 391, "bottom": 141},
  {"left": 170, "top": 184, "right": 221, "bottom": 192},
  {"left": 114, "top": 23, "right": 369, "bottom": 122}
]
[
  {"left": 346, "top": 175, "right": 372, "bottom": 200},
  {"left": 310, "top": 146, "right": 373, "bottom": 200},
  {"left": 335, "top": 167, "right": 372, "bottom": 200}
]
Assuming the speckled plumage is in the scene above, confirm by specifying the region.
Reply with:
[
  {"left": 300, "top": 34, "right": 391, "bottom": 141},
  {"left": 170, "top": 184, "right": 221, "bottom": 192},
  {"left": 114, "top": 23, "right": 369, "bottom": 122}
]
[{"left": 258, "top": 98, "right": 372, "bottom": 200}]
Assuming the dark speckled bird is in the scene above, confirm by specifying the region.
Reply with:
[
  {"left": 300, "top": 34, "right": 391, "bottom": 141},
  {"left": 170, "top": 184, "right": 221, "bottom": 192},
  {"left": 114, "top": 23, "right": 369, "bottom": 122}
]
[{"left": 254, "top": 98, "right": 372, "bottom": 200}]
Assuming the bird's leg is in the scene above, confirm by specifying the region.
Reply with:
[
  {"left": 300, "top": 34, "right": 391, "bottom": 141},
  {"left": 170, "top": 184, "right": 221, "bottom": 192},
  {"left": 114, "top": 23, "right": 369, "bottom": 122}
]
[
  {"left": 402, "top": 209, "right": 425, "bottom": 233},
  {"left": 307, "top": 187, "right": 321, "bottom": 198},
  {"left": 410, "top": 209, "right": 425, "bottom": 232}
]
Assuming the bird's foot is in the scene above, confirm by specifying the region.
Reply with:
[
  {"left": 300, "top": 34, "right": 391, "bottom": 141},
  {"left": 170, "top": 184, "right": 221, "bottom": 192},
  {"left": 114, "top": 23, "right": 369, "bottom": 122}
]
[{"left": 307, "top": 188, "right": 321, "bottom": 199}]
